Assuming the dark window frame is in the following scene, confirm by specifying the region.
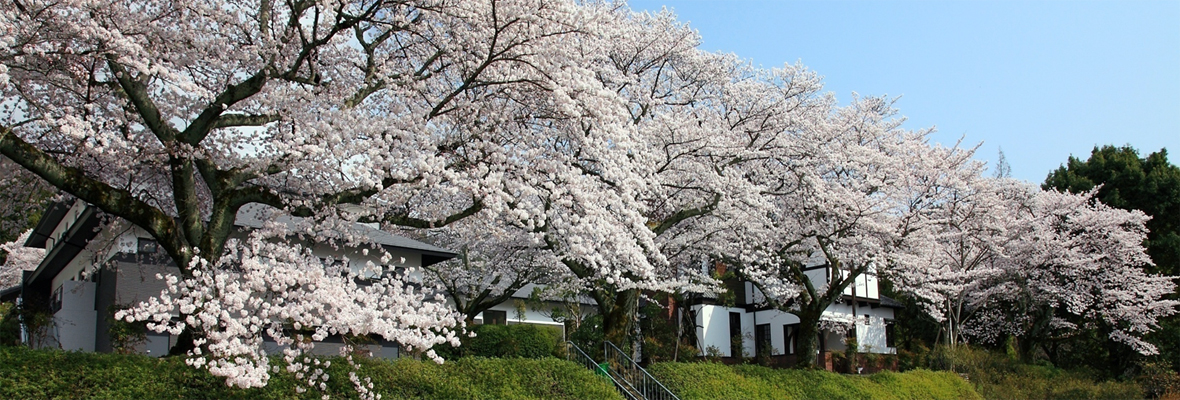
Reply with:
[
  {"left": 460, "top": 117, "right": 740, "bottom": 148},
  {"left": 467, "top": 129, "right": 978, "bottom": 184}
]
[
  {"left": 729, "top": 312, "right": 742, "bottom": 357},
  {"left": 484, "top": 309, "right": 507, "bottom": 325},
  {"left": 755, "top": 323, "right": 772, "bottom": 357},
  {"left": 784, "top": 323, "right": 799, "bottom": 355},
  {"left": 137, "top": 238, "right": 158, "bottom": 254}
]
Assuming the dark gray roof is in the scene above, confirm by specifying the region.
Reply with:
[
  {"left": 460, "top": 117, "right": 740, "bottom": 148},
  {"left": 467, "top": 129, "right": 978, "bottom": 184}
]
[
  {"left": 234, "top": 204, "right": 456, "bottom": 257},
  {"left": 0, "top": 285, "right": 20, "bottom": 302},
  {"left": 879, "top": 294, "right": 906, "bottom": 309}
]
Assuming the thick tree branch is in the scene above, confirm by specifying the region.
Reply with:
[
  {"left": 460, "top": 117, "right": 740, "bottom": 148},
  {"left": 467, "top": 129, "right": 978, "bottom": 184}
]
[
  {"left": 107, "top": 60, "right": 180, "bottom": 143},
  {"left": 183, "top": 70, "right": 270, "bottom": 145},
  {"left": 212, "top": 113, "right": 281, "bottom": 129},
  {"left": 651, "top": 193, "right": 721, "bottom": 235},
  {"left": 0, "top": 125, "right": 190, "bottom": 269}
]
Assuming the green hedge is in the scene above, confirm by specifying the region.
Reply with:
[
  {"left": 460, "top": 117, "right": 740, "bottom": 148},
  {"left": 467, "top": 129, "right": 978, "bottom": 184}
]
[
  {"left": 433, "top": 323, "right": 564, "bottom": 360},
  {"left": 648, "top": 362, "right": 982, "bottom": 400},
  {"left": 0, "top": 346, "right": 621, "bottom": 399},
  {"left": 459, "top": 323, "right": 563, "bottom": 359}
]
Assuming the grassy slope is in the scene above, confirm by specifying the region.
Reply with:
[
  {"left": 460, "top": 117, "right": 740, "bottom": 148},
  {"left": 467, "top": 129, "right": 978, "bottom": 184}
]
[
  {"left": 0, "top": 346, "right": 622, "bottom": 400},
  {"left": 649, "top": 362, "right": 982, "bottom": 400}
]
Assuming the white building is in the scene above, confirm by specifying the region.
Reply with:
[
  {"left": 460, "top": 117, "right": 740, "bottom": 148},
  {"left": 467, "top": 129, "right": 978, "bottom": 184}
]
[{"left": 690, "top": 263, "right": 901, "bottom": 370}]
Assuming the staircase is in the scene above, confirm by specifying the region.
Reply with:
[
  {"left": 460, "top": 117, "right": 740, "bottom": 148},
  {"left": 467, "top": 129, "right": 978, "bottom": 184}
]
[{"left": 566, "top": 341, "right": 680, "bottom": 400}]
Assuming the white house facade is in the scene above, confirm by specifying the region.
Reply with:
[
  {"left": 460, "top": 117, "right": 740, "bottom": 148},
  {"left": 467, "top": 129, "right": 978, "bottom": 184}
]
[{"left": 690, "top": 263, "right": 901, "bottom": 370}]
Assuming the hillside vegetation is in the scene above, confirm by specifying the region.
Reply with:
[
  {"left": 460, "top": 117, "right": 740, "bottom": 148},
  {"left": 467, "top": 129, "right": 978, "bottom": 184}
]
[
  {"left": 0, "top": 346, "right": 621, "bottom": 400},
  {"left": 933, "top": 346, "right": 1149, "bottom": 400},
  {"left": 648, "top": 362, "right": 981, "bottom": 400}
]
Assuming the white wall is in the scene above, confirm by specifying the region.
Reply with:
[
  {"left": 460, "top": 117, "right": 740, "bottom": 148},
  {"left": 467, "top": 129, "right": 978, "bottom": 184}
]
[
  {"left": 821, "top": 301, "right": 896, "bottom": 354},
  {"left": 474, "top": 301, "right": 569, "bottom": 327},
  {"left": 692, "top": 304, "right": 751, "bottom": 357},
  {"left": 51, "top": 280, "right": 96, "bottom": 352},
  {"left": 752, "top": 308, "right": 800, "bottom": 356},
  {"left": 694, "top": 301, "right": 896, "bottom": 358},
  {"left": 854, "top": 306, "right": 895, "bottom": 353}
]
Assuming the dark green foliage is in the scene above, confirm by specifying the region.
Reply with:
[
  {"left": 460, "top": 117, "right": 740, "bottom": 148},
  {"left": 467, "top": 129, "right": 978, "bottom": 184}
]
[
  {"left": 567, "top": 313, "right": 604, "bottom": 360},
  {"left": 1136, "top": 360, "right": 1180, "bottom": 398},
  {"left": 1043, "top": 145, "right": 1180, "bottom": 277},
  {"left": 1043, "top": 145, "right": 1180, "bottom": 375},
  {"left": 638, "top": 293, "right": 698, "bottom": 364},
  {"left": 0, "top": 302, "right": 17, "bottom": 346},
  {"left": 647, "top": 361, "right": 981, "bottom": 400},
  {"left": 878, "top": 281, "right": 940, "bottom": 355},
  {"left": 436, "top": 323, "right": 563, "bottom": 360},
  {"left": 928, "top": 345, "right": 1145, "bottom": 400},
  {"left": 0, "top": 346, "right": 621, "bottom": 399},
  {"left": 0, "top": 300, "right": 52, "bottom": 347}
]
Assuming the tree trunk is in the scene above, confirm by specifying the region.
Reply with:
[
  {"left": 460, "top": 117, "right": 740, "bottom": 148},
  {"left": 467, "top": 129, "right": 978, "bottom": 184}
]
[
  {"left": 793, "top": 310, "right": 823, "bottom": 369},
  {"left": 598, "top": 288, "right": 639, "bottom": 350}
]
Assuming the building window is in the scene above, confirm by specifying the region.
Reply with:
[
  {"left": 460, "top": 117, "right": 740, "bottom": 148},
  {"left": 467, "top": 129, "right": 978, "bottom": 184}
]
[
  {"left": 484, "top": 310, "right": 507, "bottom": 325},
  {"left": 137, "top": 238, "right": 158, "bottom": 254},
  {"left": 783, "top": 324, "right": 799, "bottom": 355},
  {"left": 755, "top": 324, "right": 771, "bottom": 358},
  {"left": 885, "top": 319, "right": 896, "bottom": 348},
  {"left": 51, "top": 286, "right": 63, "bottom": 313}
]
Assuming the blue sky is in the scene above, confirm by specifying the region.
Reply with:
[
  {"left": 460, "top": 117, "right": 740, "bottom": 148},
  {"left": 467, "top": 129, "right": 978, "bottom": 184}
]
[{"left": 627, "top": 0, "right": 1180, "bottom": 183}]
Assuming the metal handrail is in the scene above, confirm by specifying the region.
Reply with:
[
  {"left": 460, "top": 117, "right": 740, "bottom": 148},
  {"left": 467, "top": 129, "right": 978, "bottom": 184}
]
[
  {"left": 566, "top": 341, "right": 638, "bottom": 400},
  {"left": 603, "top": 341, "right": 681, "bottom": 400}
]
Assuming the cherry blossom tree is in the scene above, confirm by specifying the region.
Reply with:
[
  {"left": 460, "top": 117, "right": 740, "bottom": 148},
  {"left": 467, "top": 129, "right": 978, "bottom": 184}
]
[
  {"left": 537, "top": 7, "right": 844, "bottom": 347},
  {"left": 724, "top": 96, "right": 981, "bottom": 369},
  {"left": 960, "top": 186, "right": 1178, "bottom": 359},
  {"left": 0, "top": 0, "right": 672, "bottom": 391},
  {"left": 890, "top": 176, "right": 1014, "bottom": 350},
  {"left": 0, "top": 229, "right": 46, "bottom": 289},
  {"left": 419, "top": 215, "right": 564, "bottom": 324}
]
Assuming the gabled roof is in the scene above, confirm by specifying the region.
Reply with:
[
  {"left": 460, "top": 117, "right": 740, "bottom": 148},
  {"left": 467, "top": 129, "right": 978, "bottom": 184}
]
[{"left": 233, "top": 204, "right": 456, "bottom": 258}]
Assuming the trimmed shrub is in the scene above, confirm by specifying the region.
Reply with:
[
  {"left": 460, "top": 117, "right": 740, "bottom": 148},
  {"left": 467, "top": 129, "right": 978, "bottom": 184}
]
[
  {"left": 445, "top": 323, "right": 563, "bottom": 359},
  {"left": 0, "top": 346, "right": 620, "bottom": 399}
]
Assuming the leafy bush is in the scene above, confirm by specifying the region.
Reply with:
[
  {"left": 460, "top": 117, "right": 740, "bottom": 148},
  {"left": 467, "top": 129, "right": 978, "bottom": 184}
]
[
  {"left": 933, "top": 345, "right": 1144, "bottom": 400},
  {"left": 1138, "top": 361, "right": 1180, "bottom": 399},
  {"left": 648, "top": 361, "right": 981, "bottom": 400},
  {"left": 567, "top": 313, "right": 604, "bottom": 360},
  {"left": 0, "top": 301, "right": 52, "bottom": 347},
  {"left": 439, "top": 323, "right": 563, "bottom": 360},
  {"left": 0, "top": 346, "right": 621, "bottom": 399},
  {"left": 0, "top": 302, "right": 17, "bottom": 346}
]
